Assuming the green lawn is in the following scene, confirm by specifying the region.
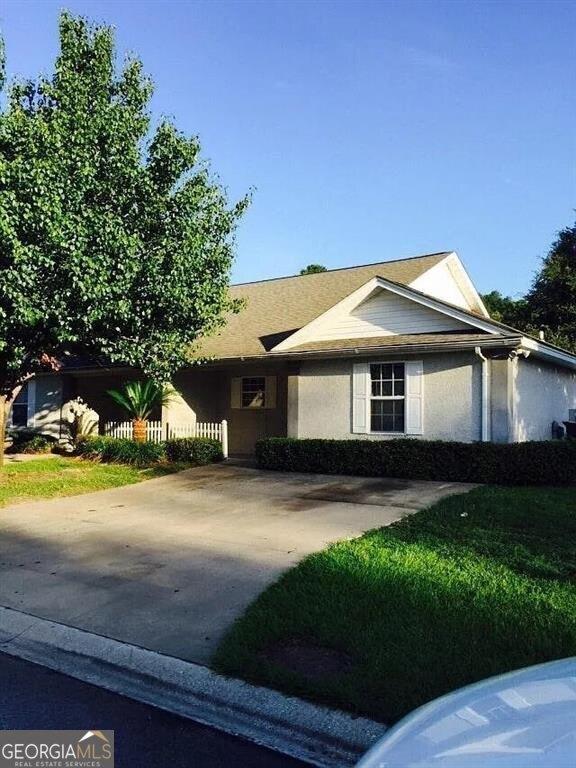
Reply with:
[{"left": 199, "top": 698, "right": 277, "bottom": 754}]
[
  {"left": 213, "top": 486, "right": 576, "bottom": 724},
  {"left": 0, "top": 456, "right": 180, "bottom": 507}
]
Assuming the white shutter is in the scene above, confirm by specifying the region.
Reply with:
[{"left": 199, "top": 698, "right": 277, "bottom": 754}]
[
  {"left": 352, "top": 363, "right": 370, "bottom": 433},
  {"left": 231, "top": 377, "right": 242, "bottom": 409},
  {"left": 265, "top": 376, "right": 277, "bottom": 409},
  {"left": 405, "top": 361, "right": 423, "bottom": 435}
]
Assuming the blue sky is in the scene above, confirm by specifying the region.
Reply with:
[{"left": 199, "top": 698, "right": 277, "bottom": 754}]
[{"left": 1, "top": 1, "right": 574, "bottom": 295}]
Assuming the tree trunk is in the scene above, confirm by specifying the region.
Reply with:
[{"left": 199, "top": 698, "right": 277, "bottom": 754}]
[
  {"left": 0, "top": 394, "right": 6, "bottom": 468},
  {"left": 133, "top": 418, "right": 147, "bottom": 442}
]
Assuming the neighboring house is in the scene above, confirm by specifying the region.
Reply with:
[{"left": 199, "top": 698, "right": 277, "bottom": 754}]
[{"left": 10, "top": 251, "right": 576, "bottom": 454}]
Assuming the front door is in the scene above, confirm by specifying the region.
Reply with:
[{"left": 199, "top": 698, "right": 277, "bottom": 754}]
[{"left": 227, "top": 373, "right": 286, "bottom": 454}]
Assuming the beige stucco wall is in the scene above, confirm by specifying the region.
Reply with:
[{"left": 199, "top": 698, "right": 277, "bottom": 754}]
[
  {"left": 295, "top": 352, "right": 482, "bottom": 442},
  {"left": 513, "top": 356, "right": 576, "bottom": 441},
  {"left": 173, "top": 364, "right": 289, "bottom": 454},
  {"left": 71, "top": 372, "right": 162, "bottom": 424}
]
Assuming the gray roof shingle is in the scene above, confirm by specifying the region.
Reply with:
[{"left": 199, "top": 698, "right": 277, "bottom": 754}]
[{"left": 196, "top": 252, "right": 450, "bottom": 359}]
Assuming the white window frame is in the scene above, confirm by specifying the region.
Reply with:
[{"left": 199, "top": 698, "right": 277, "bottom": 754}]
[
  {"left": 369, "top": 361, "right": 406, "bottom": 435},
  {"left": 7, "top": 379, "right": 36, "bottom": 430}
]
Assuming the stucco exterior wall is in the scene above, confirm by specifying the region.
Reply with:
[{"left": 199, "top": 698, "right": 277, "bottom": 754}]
[
  {"left": 295, "top": 352, "right": 482, "bottom": 442},
  {"left": 70, "top": 372, "right": 163, "bottom": 424},
  {"left": 173, "top": 364, "right": 289, "bottom": 454},
  {"left": 489, "top": 358, "right": 513, "bottom": 443},
  {"left": 513, "top": 356, "right": 576, "bottom": 441}
]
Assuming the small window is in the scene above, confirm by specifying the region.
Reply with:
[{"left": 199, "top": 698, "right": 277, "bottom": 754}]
[
  {"left": 241, "top": 377, "right": 266, "bottom": 408},
  {"left": 370, "top": 363, "right": 405, "bottom": 433},
  {"left": 11, "top": 383, "right": 29, "bottom": 427}
]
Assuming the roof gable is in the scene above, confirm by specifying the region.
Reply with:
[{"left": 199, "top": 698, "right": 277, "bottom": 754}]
[
  {"left": 409, "top": 252, "right": 489, "bottom": 317},
  {"left": 272, "top": 276, "right": 504, "bottom": 352},
  {"left": 296, "top": 287, "right": 471, "bottom": 343},
  {"left": 196, "top": 251, "right": 450, "bottom": 359}
]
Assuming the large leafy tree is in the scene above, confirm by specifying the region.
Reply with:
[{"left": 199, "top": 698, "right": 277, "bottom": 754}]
[
  {"left": 0, "top": 13, "right": 248, "bottom": 461},
  {"left": 522, "top": 221, "right": 576, "bottom": 351},
  {"left": 482, "top": 221, "right": 576, "bottom": 351},
  {"left": 480, "top": 290, "right": 526, "bottom": 326}
]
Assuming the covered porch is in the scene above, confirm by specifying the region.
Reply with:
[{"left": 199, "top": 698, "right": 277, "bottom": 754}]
[{"left": 54, "top": 360, "right": 295, "bottom": 455}]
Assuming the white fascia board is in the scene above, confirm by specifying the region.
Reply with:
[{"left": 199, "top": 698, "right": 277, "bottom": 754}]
[
  {"left": 271, "top": 276, "right": 504, "bottom": 352},
  {"left": 411, "top": 252, "right": 490, "bottom": 318},
  {"left": 520, "top": 337, "right": 576, "bottom": 370},
  {"left": 446, "top": 252, "right": 490, "bottom": 318}
]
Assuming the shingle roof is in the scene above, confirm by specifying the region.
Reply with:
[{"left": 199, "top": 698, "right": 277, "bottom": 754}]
[
  {"left": 196, "top": 252, "right": 450, "bottom": 359},
  {"left": 283, "top": 331, "right": 503, "bottom": 354}
]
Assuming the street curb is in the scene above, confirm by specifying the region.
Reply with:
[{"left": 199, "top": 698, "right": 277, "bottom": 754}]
[{"left": 0, "top": 607, "right": 386, "bottom": 767}]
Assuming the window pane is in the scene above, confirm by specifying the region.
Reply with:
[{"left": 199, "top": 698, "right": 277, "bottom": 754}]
[
  {"left": 370, "top": 399, "right": 404, "bottom": 432},
  {"left": 393, "top": 364, "right": 404, "bottom": 380},
  {"left": 394, "top": 401, "right": 405, "bottom": 432},
  {"left": 11, "top": 384, "right": 28, "bottom": 427},
  {"left": 11, "top": 404, "right": 28, "bottom": 427},
  {"left": 242, "top": 377, "right": 266, "bottom": 408},
  {"left": 382, "top": 380, "right": 393, "bottom": 396},
  {"left": 394, "top": 379, "right": 405, "bottom": 396},
  {"left": 14, "top": 384, "right": 28, "bottom": 405},
  {"left": 371, "top": 380, "right": 381, "bottom": 396}
]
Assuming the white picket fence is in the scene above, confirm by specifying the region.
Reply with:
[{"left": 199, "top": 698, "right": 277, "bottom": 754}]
[{"left": 103, "top": 419, "right": 228, "bottom": 458}]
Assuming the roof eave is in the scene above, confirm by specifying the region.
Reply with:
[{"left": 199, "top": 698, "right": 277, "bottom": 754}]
[
  {"left": 202, "top": 336, "right": 523, "bottom": 364},
  {"left": 520, "top": 337, "right": 576, "bottom": 370}
]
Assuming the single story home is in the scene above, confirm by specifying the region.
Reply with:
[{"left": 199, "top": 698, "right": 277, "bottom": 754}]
[{"left": 10, "top": 251, "right": 576, "bottom": 454}]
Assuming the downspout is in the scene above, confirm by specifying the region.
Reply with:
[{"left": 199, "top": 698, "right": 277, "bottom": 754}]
[{"left": 475, "top": 347, "right": 490, "bottom": 442}]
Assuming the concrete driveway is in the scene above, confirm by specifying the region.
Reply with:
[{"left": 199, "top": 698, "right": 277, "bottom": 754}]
[{"left": 0, "top": 465, "right": 474, "bottom": 665}]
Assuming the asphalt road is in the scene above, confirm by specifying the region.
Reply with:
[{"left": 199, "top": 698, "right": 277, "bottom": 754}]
[{"left": 0, "top": 652, "right": 310, "bottom": 767}]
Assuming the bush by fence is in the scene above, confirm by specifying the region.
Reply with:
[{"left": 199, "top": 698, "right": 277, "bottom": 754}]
[
  {"left": 165, "top": 437, "right": 223, "bottom": 465},
  {"left": 255, "top": 437, "right": 576, "bottom": 486},
  {"left": 7, "top": 430, "right": 57, "bottom": 454},
  {"left": 76, "top": 436, "right": 165, "bottom": 467}
]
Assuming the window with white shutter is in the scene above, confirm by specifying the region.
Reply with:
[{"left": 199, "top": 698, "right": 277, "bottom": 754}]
[{"left": 352, "top": 360, "right": 423, "bottom": 435}]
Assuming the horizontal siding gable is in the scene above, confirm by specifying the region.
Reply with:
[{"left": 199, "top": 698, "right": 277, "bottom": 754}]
[{"left": 312, "top": 288, "right": 471, "bottom": 341}]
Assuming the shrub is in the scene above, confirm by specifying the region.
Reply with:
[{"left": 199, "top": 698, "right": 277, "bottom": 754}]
[
  {"left": 165, "top": 437, "right": 223, "bottom": 465},
  {"left": 255, "top": 437, "right": 576, "bottom": 486},
  {"left": 7, "top": 430, "right": 56, "bottom": 454},
  {"left": 76, "top": 436, "right": 165, "bottom": 467}
]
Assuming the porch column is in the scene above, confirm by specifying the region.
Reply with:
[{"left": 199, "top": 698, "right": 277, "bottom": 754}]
[
  {"left": 287, "top": 370, "right": 299, "bottom": 438},
  {"left": 162, "top": 389, "right": 196, "bottom": 432}
]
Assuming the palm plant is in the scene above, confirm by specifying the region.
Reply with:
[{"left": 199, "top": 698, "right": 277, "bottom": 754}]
[{"left": 107, "top": 380, "right": 175, "bottom": 442}]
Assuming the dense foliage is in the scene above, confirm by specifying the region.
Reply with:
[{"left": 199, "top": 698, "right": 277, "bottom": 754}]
[
  {"left": 256, "top": 437, "right": 576, "bottom": 486},
  {"left": 165, "top": 437, "right": 223, "bottom": 465},
  {"left": 107, "top": 380, "right": 174, "bottom": 421},
  {"left": 523, "top": 222, "right": 576, "bottom": 351},
  {"left": 0, "top": 12, "right": 248, "bottom": 459},
  {"left": 76, "top": 435, "right": 165, "bottom": 467},
  {"left": 7, "top": 430, "right": 56, "bottom": 454},
  {"left": 482, "top": 221, "right": 576, "bottom": 351},
  {"left": 299, "top": 264, "right": 327, "bottom": 274},
  {"left": 480, "top": 290, "right": 526, "bottom": 326},
  {"left": 76, "top": 434, "right": 223, "bottom": 467}
]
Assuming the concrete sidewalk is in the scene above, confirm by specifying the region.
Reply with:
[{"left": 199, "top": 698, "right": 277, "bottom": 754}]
[{"left": 0, "top": 464, "right": 474, "bottom": 664}]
